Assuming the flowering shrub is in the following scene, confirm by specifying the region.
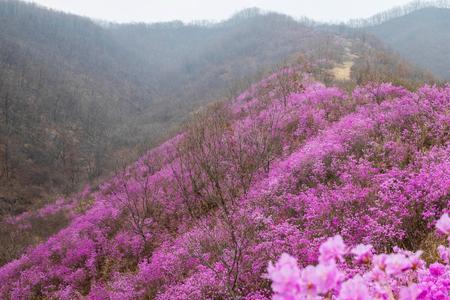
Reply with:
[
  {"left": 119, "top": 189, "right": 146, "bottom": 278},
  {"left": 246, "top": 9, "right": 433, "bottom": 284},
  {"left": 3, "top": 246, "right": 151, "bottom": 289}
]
[
  {"left": 268, "top": 213, "right": 450, "bottom": 299},
  {"left": 0, "top": 67, "right": 448, "bottom": 299}
]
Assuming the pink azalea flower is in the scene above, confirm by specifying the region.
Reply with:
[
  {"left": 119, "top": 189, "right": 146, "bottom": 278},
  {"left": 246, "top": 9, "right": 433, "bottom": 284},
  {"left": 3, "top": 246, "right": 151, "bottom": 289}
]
[
  {"left": 385, "top": 254, "right": 411, "bottom": 275},
  {"left": 319, "top": 235, "right": 346, "bottom": 264},
  {"left": 351, "top": 244, "right": 374, "bottom": 264},
  {"left": 313, "top": 262, "right": 343, "bottom": 294},
  {"left": 367, "top": 267, "right": 387, "bottom": 283},
  {"left": 429, "top": 263, "right": 446, "bottom": 277},
  {"left": 337, "top": 275, "right": 370, "bottom": 300},
  {"left": 436, "top": 213, "right": 450, "bottom": 235},
  {"left": 399, "top": 284, "right": 424, "bottom": 300},
  {"left": 300, "top": 262, "right": 343, "bottom": 296},
  {"left": 408, "top": 251, "right": 424, "bottom": 271},
  {"left": 267, "top": 253, "right": 302, "bottom": 299},
  {"left": 299, "top": 265, "right": 319, "bottom": 297},
  {"left": 373, "top": 254, "right": 388, "bottom": 272},
  {"left": 437, "top": 245, "right": 449, "bottom": 263}
]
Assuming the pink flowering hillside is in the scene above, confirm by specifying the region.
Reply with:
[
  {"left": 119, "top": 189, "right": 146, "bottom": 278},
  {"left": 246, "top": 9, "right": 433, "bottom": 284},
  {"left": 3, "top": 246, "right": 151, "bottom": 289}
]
[{"left": 0, "top": 68, "right": 449, "bottom": 299}]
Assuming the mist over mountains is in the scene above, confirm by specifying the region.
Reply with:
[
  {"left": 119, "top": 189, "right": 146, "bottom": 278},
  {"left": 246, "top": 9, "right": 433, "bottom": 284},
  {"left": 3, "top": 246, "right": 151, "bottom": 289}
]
[{"left": 0, "top": 1, "right": 343, "bottom": 210}]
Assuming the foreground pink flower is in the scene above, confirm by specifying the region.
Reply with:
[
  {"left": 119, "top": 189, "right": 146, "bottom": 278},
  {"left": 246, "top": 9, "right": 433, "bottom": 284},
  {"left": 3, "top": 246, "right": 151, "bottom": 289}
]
[
  {"left": 372, "top": 254, "right": 388, "bottom": 272},
  {"left": 312, "top": 263, "right": 343, "bottom": 294},
  {"left": 299, "top": 262, "right": 343, "bottom": 297},
  {"left": 319, "top": 235, "right": 346, "bottom": 264},
  {"left": 437, "top": 245, "right": 449, "bottom": 263},
  {"left": 267, "top": 253, "right": 302, "bottom": 299},
  {"left": 351, "top": 244, "right": 374, "bottom": 264},
  {"left": 298, "top": 265, "right": 319, "bottom": 297},
  {"left": 268, "top": 213, "right": 450, "bottom": 300},
  {"left": 337, "top": 275, "right": 369, "bottom": 300},
  {"left": 399, "top": 284, "right": 424, "bottom": 300},
  {"left": 436, "top": 213, "right": 450, "bottom": 235},
  {"left": 384, "top": 253, "right": 411, "bottom": 275}
]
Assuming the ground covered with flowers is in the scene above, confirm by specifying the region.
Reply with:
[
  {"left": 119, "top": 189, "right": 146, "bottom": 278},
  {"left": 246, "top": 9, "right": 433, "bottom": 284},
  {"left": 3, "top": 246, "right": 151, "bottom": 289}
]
[{"left": 0, "top": 68, "right": 449, "bottom": 299}]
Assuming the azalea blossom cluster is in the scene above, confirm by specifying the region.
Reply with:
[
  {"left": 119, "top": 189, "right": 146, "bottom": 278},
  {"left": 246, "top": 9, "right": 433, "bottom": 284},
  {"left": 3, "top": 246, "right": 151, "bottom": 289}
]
[
  {"left": 268, "top": 213, "right": 450, "bottom": 299},
  {"left": 0, "top": 67, "right": 448, "bottom": 299}
]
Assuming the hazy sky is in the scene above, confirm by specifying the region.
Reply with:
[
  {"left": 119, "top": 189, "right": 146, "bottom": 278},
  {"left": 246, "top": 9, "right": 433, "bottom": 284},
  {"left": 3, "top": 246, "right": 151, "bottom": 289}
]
[{"left": 24, "top": 0, "right": 413, "bottom": 23}]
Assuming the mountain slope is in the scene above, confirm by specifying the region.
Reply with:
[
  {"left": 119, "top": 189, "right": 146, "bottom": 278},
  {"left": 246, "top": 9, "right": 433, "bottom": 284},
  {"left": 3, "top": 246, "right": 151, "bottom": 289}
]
[
  {"left": 0, "top": 0, "right": 157, "bottom": 208},
  {"left": 0, "top": 66, "right": 448, "bottom": 298},
  {"left": 367, "top": 7, "right": 450, "bottom": 79},
  {"left": 0, "top": 1, "right": 439, "bottom": 268},
  {"left": 0, "top": 2, "right": 443, "bottom": 215},
  {"left": 0, "top": 2, "right": 347, "bottom": 213}
]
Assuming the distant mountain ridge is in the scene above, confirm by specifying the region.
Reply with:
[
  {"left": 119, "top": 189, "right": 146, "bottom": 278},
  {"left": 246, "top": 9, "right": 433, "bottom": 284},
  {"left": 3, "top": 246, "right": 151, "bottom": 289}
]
[
  {"left": 366, "top": 7, "right": 450, "bottom": 79},
  {"left": 349, "top": 0, "right": 450, "bottom": 27}
]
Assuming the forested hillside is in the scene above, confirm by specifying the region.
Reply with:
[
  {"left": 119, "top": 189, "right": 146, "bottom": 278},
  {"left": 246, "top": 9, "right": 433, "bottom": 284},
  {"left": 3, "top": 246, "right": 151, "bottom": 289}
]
[
  {"left": 0, "top": 0, "right": 158, "bottom": 212},
  {"left": 0, "top": 2, "right": 346, "bottom": 214}
]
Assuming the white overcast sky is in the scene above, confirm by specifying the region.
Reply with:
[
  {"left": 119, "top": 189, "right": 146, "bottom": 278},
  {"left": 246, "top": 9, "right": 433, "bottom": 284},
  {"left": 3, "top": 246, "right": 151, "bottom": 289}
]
[{"left": 23, "top": 0, "right": 413, "bottom": 23}]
